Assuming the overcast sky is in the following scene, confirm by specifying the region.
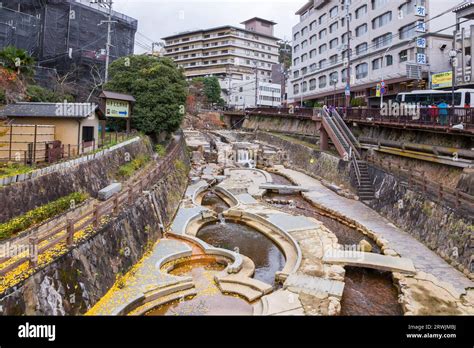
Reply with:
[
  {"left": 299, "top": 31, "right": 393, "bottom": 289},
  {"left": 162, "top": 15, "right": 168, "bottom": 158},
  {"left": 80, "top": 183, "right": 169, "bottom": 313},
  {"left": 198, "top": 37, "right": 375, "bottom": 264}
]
[
  {"left": 112, "top": 0, "right": 461, "bottom": 54},
  {"left": 113, "top": 0, "right": 302, "bottom": 53}
]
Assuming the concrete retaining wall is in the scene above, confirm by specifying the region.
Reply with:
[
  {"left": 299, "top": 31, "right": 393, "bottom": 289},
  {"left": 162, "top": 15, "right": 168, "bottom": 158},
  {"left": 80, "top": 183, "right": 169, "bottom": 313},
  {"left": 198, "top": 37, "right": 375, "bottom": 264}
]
[
  {"left": 0, "top": 137, "right": 190, "bottom": 315},
  {"left": 368, "top": 166, "right": 474, "bottom": 275},
  {"left": 255, "top": 131, "right": 352, "bottom": 191},
  {"left": 243, "top": 115, "right": 318, "bottom": 136},
  {"left": 0, "top": 137, "right": 152, "bottom": 223}
]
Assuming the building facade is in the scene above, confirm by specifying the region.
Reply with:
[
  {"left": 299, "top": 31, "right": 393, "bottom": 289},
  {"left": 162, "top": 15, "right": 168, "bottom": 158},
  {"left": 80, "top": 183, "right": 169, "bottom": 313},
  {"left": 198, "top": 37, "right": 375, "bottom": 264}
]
[
  {"left": 162, "top": 17, "right": 281, "bottom": 103},
  {"left": 288, "top": 0, "right": 457, "bottom": 107},
  {"left": 229, "top": 80, "right": 282, "bottom": 109}
]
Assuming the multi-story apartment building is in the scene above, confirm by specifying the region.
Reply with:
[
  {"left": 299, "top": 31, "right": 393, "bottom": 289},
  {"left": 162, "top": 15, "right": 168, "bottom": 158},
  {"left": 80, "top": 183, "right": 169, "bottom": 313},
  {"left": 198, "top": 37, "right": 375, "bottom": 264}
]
[
  {"left": 162, "top": 17, "right": 281, "bottom": 104},
  {"left": 288, "top": 0, "right": 457, "bottom": 107}
]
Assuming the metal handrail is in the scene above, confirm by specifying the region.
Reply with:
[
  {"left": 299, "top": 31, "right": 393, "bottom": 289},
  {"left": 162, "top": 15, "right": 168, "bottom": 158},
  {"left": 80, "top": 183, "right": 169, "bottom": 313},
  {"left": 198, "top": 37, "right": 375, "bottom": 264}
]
[
  {"left": 351, "top": 152, "right": 362, "bottom": 187},
  {"left": 332, "top": 109, "right": 361, "bottom": 149}
]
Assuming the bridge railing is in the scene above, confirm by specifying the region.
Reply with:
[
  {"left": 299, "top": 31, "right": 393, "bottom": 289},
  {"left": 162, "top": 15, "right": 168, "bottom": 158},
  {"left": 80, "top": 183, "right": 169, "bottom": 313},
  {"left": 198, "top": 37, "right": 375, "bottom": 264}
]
[{"left": 346, "top": 107, "right": 474, "bottom": 129}]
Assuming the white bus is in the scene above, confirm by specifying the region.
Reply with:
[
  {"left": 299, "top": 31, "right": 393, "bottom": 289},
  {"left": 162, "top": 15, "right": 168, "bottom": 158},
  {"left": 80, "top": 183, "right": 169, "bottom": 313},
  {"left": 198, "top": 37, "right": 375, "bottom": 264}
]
[{"left": 395, "top": 89, "right": 474, "bottom": 107}]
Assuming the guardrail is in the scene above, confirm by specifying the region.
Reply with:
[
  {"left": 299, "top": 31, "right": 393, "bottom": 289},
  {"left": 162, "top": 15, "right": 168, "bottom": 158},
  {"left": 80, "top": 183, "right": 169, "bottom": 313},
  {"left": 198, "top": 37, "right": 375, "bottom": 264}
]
[
  {"left": 367, "top": 155, "right": 474, "bottom": 214},
  {"left": 0, "top": 141, "right": 183, "bottom": 277}
]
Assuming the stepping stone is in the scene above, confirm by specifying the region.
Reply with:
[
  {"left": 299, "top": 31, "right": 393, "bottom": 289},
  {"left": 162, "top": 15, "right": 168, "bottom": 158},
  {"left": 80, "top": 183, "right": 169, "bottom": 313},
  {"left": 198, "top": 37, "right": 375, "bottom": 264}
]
[{"left": 284, "top": 273, "right": 345, "bottom": 298}]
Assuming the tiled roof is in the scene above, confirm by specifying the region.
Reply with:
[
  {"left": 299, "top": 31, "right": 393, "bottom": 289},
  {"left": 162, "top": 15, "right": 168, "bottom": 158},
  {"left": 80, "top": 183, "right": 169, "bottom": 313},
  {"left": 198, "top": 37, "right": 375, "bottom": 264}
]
[
  {"left": 0, "top": 102, "right": 98, "bottom": 118},
  {"left": 99, "top": 91, "right": 136, "bottom": 102}
]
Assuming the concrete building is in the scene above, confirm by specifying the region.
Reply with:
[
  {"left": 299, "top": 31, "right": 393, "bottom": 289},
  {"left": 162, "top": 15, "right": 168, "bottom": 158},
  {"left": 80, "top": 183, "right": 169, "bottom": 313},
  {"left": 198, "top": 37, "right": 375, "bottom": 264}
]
[
  {"left": 229, "top": 80, "right": 282, "bottom": 109},
  {"left": 288, "top": 0, "right": 459, "bottom": 107},
  {"left": 452, "top": 2, "right": 474, "bottom": 89},
  {"left": 162, "top": 17, "right": 281, "bottom": 104}
]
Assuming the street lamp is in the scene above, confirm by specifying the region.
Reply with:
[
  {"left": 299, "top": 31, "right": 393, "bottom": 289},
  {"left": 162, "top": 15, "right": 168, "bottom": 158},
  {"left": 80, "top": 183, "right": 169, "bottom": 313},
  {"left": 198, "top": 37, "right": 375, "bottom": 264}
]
[
  {"left": 449, "top": 49, "right": 458, "bottom": 107},
  {"left": 331, "top": 76, "right": 338, "bottom": 106}
]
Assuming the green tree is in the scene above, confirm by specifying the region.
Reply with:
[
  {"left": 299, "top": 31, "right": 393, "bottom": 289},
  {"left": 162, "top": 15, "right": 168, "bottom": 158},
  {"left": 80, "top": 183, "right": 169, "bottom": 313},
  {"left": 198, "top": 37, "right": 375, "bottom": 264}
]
[
  {"left": 105, "top": 55, "right": 188, "bottom": 136},
  {"left": 26, "top": 85, "right": 74, "bottom": 103},
  {"left": 202, "top": 76, "right": 223, "bottom": 106},
  {"left": 0, "top": 46, "right": 35, "bottom": 76}
]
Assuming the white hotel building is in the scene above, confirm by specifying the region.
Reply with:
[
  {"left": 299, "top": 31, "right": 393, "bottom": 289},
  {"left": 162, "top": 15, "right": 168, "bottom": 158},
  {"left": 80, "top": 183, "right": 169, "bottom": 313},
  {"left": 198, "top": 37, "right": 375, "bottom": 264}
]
[
  {"left": 288, "top": 0, "right": 457, "bottom": 107},
  {"left": 162, "top": 17, "right": 283, "bottom": 107}
]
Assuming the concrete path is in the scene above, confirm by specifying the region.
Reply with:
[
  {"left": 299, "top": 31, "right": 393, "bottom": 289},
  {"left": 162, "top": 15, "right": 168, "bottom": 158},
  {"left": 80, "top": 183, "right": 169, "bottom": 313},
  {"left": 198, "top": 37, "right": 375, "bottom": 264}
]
[{"left": 274, "top": 166, "right": 474, "bottom": 293}]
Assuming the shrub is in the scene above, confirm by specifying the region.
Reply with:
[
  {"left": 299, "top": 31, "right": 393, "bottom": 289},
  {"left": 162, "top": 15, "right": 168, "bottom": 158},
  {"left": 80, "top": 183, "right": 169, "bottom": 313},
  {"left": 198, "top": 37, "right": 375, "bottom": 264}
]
[
  {"left": 0, "top": 192, "right": 89, "bottom": 240},
  {"left": 155, "top": 144, "right": 166, "bottom": 157},
  {"left": 116, "top": 154, "right": 150, "bottom": 179}
]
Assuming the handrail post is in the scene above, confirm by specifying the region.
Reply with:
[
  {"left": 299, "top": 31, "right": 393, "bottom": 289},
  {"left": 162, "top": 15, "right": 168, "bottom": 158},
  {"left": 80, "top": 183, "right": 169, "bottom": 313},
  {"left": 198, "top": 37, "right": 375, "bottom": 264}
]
[
  {"left": 29, "top": 236, "right": 38, "bottom": 268},
  {"left": 113, "top": 193, "right": 119, "bottom": 216},
  {"left": 93, "top": 204, "right": 100, "bottom": 228},
  {"left": 66, "top": 219, "right": 74, "bottom": 247}
]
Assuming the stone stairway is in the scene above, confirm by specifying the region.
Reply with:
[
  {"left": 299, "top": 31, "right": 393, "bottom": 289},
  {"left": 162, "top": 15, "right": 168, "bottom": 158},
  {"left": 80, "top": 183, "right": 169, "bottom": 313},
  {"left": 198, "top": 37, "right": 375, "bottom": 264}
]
[{"left": 356, "top": 160, "right": 375, "bottom": 201}]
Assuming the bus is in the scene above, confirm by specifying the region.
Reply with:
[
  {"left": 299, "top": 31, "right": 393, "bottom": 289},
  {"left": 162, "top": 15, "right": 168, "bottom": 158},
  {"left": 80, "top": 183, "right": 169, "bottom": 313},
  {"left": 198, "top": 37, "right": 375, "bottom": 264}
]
[{"left": 395, "top": 89, "right": 474, "bottom": 107}]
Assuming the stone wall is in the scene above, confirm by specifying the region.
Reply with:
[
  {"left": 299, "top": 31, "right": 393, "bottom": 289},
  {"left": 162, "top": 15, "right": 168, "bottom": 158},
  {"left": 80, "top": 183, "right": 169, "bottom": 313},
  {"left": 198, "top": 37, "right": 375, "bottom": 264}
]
[
  {"left": 0, "top": 137, "right": 190, "bottom": 315},
  {"left": 368, "top": 165, "right": 473, "bottom": 275},
  {"left": 255, "top": 131, "right": 352, "bottom": 191},
  {"left": 0, "top": 137, "right": 153, "bottom": 223},
  {"left": 243, "top": 115, "right": 318, "bottom": 136}
]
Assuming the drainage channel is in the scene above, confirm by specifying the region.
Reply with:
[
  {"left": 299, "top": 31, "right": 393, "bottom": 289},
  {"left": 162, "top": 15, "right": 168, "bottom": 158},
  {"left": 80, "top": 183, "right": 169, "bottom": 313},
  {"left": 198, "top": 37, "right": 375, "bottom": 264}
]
[{"left": 266, "top": 173, "right": 403, "bottom": 316}]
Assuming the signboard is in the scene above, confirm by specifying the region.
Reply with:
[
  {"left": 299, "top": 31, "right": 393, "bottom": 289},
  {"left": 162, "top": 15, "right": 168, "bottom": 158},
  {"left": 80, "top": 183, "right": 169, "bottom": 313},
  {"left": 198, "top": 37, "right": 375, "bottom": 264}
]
[
  {"left": 417, "top": 53, "right": 427, "bottom": 65},
  {"left": 376, "top": 84, "right": 381, "bottom": 97},
  {"left": 345, "top": 85, "right": 351, "bottom": 96},
  {"left": 415, "top": 21, "right": 426, "bottom": 33},
  {"left": 105, "top": 99, "right": 130, "bottom": 118},
  {"left": 432, "top": 71, "right": 453, "bottom": 89},
  {"left": 416, "top": 37, "right": 426, "bottom": 48},
  {"left": 415, "top": 5, "right": 426, "bottom": 17}
]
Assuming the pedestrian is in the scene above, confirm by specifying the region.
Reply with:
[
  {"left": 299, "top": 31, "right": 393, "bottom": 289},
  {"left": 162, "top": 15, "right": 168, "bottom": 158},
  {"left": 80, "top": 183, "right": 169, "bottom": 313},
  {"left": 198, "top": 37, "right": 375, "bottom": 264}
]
[{"left": 437, "top": 100, "right": 449, "bottom": 126}]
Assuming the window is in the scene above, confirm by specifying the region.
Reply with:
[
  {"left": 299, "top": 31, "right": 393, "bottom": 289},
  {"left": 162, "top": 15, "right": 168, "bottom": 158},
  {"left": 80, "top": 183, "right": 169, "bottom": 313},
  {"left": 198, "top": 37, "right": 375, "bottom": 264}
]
[
  {"left": 319, "top": 44, "right": 327, "bottom": 54},
  {"left": 301, "top": 26, "right": 308, "bottom": 36},
  {"left": 294, "top": 32, "right": 300, "bottom": 41},
  {"left": 310, "top": 63, "right": 317, "bottom": 72},
  {"left": 310, "top": 20, "right": 317, "bottom": 31},
  {"left": 355, "top": 5, "right": 367, "bottom": 19},
  {"left": 330, "top": 6, "right": 338, "bottom": 18},
  {"left": 356, "top": 63, "right": 368, "bottom": 78},
  {"left": 341, "top": 68, "right": 350, "bottom": 83},
  {"left": 372, "top": 57, "right": 382, "bottom": 70},
  {"left": 372, "top": 12, "right": 392, "bottom": 30},
  {"left": 372, "top": 0, "right": 389, "bottom": 10},
  {"left": 319, "top": 13, "right": 327, "bottom": 25},
  {"left": 329, "top": 54, "right": 338, "bottom": 64},
  {"left": 399, "top": 1, "right": 414, "bottom": 18},
  {"left": 301, "top": 67, "right": 308, "bottom": 75},
  {"left": 330, "top": 38, "right": 339, "bottom": 49},
  {"left": 309, "top": 79, "right": 317, "bottom": 90},
  {"left": 82, "top": 127, "right": 94, "bottom": 142},
  {"left": 309, "top": 49, "right": 317, "bottom": 58},
  {"left": 293, "top": 84, "right": 300, "bottom": 94},
  {"left": 301, "top": 53, "right": 308, "bottom": 62},
  {"left": 399, "top": 22, "right": 416, "bottom": 40},
  {"left": 342, "top": 32, "right": 350, "bottom": 44},
  {"left": 386, "top": 55, "right": 393, "bottom": 66},
  {"left": 399, "top": 49, "right": 408, "bottom": 62},
  {"left": 294, "top": 70, "right": 300, "bottom": 78},
  {"left": 356, "top": 43, "right": 368, "bottom": 55},
  {"left": 301, "top": 40, "right": 308, "bottom": 48},
  {"left": 373, "top": 33, "right": 392, "bottom": 49},
  {"left": 329, "top": 71, "right": 338, "bottom": 85},
  {"left": 356, "top": 24, "right": 367, "bottom": 37},
  {"left": 294, "top": 57, "right": 300, "bottom": 65},
  {"left": 302, "top": 81, "right": 308, "bottom": 92},
  {"left": 310, "top": 35, "right": 317, "bottom": 44},
  {"left": 319, "top": 75, "right": 327, "bottom": 88},
  {"left": 319, "top": 29, "right": 327, "bottom": 39},
  {"left": 319, "top": 59, "right": 327, "bottom": 69},
  {"left": 330, "top": 22, "right": 338, "bottom": 34}
]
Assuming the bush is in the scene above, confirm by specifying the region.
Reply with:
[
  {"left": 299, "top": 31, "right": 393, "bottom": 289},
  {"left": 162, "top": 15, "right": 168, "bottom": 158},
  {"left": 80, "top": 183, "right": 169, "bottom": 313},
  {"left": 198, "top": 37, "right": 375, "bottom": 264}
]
[
  {"left": 0, "top": 192, "right": 89, "bottom": 240},
  {"left": 155, "top": 144, "right": 166, "bottom": 157},
  {"left": 116, "top": 154, "right": 150, "bottom": 179},
  {"left": 26, "top": 85, "right": 74, "bottom": 103}
]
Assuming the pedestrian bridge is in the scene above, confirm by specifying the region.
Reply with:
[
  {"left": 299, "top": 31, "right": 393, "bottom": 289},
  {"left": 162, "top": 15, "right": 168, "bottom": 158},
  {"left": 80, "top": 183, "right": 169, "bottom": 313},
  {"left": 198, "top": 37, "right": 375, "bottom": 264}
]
[{"left": 323, "top": 251, "right": 417, "bottom": 274}]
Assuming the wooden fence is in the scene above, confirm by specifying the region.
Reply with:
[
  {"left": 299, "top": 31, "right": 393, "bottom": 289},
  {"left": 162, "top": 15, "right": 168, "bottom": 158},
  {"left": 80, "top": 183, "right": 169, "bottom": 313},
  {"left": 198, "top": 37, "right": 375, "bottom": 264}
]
[
  {"left": 367, "top": 155, "right": 474, "bottom": 214},
  {"left": 0, "top": 140, "right": 182, "bottom": 277}
]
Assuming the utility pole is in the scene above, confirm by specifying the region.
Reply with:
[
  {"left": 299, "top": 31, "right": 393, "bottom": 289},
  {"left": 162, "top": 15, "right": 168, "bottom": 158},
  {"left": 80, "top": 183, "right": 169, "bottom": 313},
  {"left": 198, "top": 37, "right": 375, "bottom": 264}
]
[
  {"left": 345, "top": 0, "right": 352, "bottom": 114},
  {"left": 97, "top": 0, "right": 116, "bottom": 83}
]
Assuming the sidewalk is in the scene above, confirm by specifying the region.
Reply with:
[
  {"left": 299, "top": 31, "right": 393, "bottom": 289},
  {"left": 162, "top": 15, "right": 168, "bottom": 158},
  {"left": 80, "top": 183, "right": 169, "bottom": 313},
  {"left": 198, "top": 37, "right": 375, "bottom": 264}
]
[{"left": 273, "top": 165, "right": 474, "bottom": 293}]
